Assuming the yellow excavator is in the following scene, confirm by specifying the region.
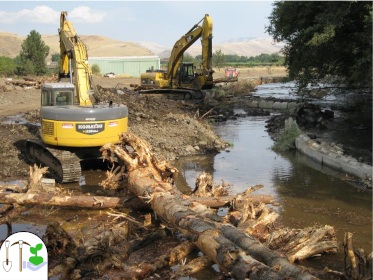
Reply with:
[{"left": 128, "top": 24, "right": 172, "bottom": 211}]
[
  {"left": 26, "top": 12, "right": 128, "bottom": 183},
  {"left": 139, "top": 14, "right": 213, "bottom": 99}
]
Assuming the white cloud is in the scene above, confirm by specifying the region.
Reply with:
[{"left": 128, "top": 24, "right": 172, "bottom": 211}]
[
  {"left": 68, "top": 6, "right": 107, "bottom": 23},
  {"left": 0, "top": 6, "right": 59, "bottom": 24},
  {"left": 0, "top": 5, "right": 107, "bottom": 24}
]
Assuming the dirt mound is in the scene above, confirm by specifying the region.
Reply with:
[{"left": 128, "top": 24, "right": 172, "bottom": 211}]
[{"left": 96, "top": 86, "right": 229, "bottom": 161}]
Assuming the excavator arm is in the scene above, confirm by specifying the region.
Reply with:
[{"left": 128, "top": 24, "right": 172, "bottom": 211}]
[
  {"left": 167, "top": 14, "right": 213, "bottom": 87},
  {"left": 59, "top": 11, "right": 94, "bottom": 105}
]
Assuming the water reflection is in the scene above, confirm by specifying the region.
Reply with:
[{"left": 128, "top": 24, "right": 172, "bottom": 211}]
[{"left": 175, "top": 116, "right": 293, "bottom": 197}]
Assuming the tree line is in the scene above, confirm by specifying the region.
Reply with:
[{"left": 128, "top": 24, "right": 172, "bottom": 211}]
[
  {"left": 166, "top": 51, "right": 284, "bottom": 71},
  {"left": 267, "top": 1, "right": 372, "bottom": 90}
]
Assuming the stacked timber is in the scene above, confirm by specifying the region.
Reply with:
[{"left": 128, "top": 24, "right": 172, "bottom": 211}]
[{"left": 5, "top": 74, "right": 58, "bottom": 89}]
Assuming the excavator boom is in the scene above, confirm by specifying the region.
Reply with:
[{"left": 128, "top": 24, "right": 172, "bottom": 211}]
[
  {"left": 139, "top": 14, "right": 213, "bottom": 97},
  {"left": 167, "top": 14, "right": 213, "bottom": 87},
  {"left": 59, "top": 12, "right": 94, "bottom": 105}
]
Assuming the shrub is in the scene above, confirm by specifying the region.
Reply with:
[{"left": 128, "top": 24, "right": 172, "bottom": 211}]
[
  {"left": 0, "top": 56, "right": 16, "bottom": 76},
  {"left": 272, "top": 123, "right": 301, "bottom": 152},
  {"left": 91, "top": 64, "right": 100, "bottom": 75}
]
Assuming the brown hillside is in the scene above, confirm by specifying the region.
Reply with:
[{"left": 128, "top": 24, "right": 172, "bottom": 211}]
[
  {"left": 138, "top": 37, "right": 285, "bottom": 58},
  {"left": 0, "top": 32, "right": 153, "bottom": 59}
]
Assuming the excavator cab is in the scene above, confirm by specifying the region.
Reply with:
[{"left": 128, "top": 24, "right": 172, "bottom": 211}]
[
  {"left": 178, "top": 62, "right": 195, "bottom": 85},
  {"left": 41, "top": 83, "right": 75, "bottom": 107}
]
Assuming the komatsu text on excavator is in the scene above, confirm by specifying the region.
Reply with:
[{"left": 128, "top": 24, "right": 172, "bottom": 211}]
[
  {"left": 139, "top": 14, "right": 213, "bottom": 99},
  {"left": 26, "top": 12, "right": 128, "bottom": 183}
]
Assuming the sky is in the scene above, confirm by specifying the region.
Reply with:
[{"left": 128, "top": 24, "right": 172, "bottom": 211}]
[{"left": 0, "top": 1, "right": 275, "bottom": 46}]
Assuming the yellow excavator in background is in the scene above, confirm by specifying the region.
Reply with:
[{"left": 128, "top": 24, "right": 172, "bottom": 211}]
[
  {"left": 139, "top": 14, "right": 213, "bottom": 99},
  {"left": 26, "top": 12, "right": 128, "bottom": 183}
]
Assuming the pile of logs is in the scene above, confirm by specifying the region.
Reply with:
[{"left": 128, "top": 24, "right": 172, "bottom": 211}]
[
  {"left": 5, "top": 74, "right": 58, "bottom": 89},
  {"left": 98, "top": 132, "right": 342, "bottom": 279},
  {"left": 213, "top": 76, "right": 239, "bottom": 84}
]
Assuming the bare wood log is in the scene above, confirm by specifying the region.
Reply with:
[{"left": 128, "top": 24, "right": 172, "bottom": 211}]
[
  {"left": 267, "top": 226, "right": 338, "bottom": 263},
  {"left": 0, "top": 192, "right": 148, "bottom": 209},
  {"left": 105, "top": 240, "right": 195, "bottom": 280},
  {"left": 213, "top": 77, "right": 238, "bottom": 84},
  {"left": 341, "top": 233, "right": 373, "bottom": 280},
  {"left": 170, "top": 255, "right": 213, "bottom": 279},
  {"left": 344, "top": 232, "right": 360, "bottom": 280},
  {"left": 23, "top": 76, "right": 37, "bottom": 81},
  {"left": 6, "top": 80, "right": 36, "bottom": 86},
  {"left": 219, "top": 225, "right": 316, "bottom": 280},
  {"left": 231, "top": 194, "right": 274, "bottom": 210},
  {"left": 0, "top": 204, "right": 14, "bottom": 215},
  {"left": 192, "top": 172, "right": 229, "bottom": 197},
  {"left": 189, "top": 194, "right": 274, "bottom": 207},
  {"left": 76, "top": 221, "right": 128, "bottom": 262},
  {"left": 239, "top": 205, "right": 279, "bottom": 240},
  {"left": 0, "top": 184, "right": 26, "bottom": 193},
  {"left": 44, "top": 222, "right": 78, "bottom": 278},
  {"left": 101, "top": 132, "right": 317, "bottom": 280}
]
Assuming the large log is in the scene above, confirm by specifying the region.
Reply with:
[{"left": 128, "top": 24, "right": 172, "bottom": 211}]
[
  {"left": 213, "top": 77, "right": 239, "bottom": 84},
  {"left": 343, "top": 232, "right": 372, "bottom": 280},
  {"left": 0, "top": 192, "right": 148, "bottom": 209},
  {"left": 6, "top": 80, "right": 36, "bottom": 86},
  {"left": 101, "top": 132, "right": 317, "bottom": 280},
  {"left": 188, "top": 194, "right": 274, "bottom": 207},
  {"left": 105, "top": 240, "right": 195, "bottom": 280}
]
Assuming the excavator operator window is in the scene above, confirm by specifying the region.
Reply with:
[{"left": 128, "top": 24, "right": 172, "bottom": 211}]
[
  {"left": 55, "top": 91, "right": 73, "bottom": 106},
  {"left": 41, "top": 90, "right": 51, "bottom": 106},
  {"left": 182, "top": 64, "right": 195, "bottom": 83}
]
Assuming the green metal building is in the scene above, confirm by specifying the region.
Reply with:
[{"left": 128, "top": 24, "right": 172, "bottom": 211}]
[{"left": 88, "top": 56, "right": 160, "bottom": 77}]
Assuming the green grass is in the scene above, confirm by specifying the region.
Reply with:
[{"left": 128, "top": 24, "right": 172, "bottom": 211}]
[{"left": 272, "top": 123, "right": 301, "bottom": 152}]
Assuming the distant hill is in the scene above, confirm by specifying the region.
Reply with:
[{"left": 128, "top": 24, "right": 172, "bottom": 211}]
[
  {"left": 0, "top": 31, "right": 153, "bottom": 59},
  {"left": 220, "top": 37, "right": 257, "bottom": 44},
  {"left": 0, "top": 31, "right": 284, "bottom": 60},
  {"left": 0, "top": 32, "right": 23, "bottom": 58},
  {"left": 135, "top": 37, "right": 285, "bottom": 58}
]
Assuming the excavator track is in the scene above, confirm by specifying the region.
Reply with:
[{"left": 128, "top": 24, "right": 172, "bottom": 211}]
[{"left": 26, "top": 140, "right": 82, "bottom": 183}]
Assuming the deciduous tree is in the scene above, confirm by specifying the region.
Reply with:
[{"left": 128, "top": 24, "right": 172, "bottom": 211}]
[
  {"left": 266, "top": 1, "right": 372, "bottom": 91},
  {"left": 212, "top": 49, "right": 225, "bottom": 71}
]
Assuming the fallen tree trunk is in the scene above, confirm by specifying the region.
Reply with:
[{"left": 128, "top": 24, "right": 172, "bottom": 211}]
[
  {"left": 101, "top": 132, "right": 317, "bottom": 280},
  {"left": 188, "top": 194, "right": 274, "bottom": 207},
  {"left": 105, "top": 240, "right": 195, "bottom": 280},
  {"left": 171, "top": 255, "right": 213, "bottom": 279},
  {"left": 0, "top": 189, "right": 273, "bottom": 210},
  {"left": 0, "top": 192, "right": 148, "bottom": 209},
  {"left": 343, "top": 232, "right": 372, "bottom": 280},
  {"left": 6, "top": 80, "right": 36, "bottom": 86}
]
